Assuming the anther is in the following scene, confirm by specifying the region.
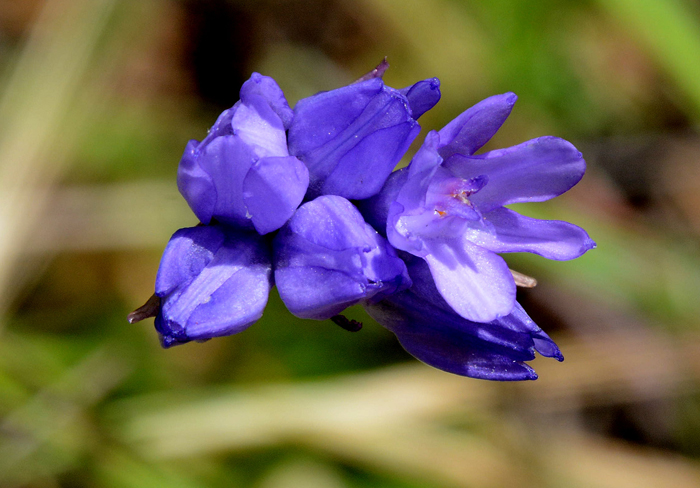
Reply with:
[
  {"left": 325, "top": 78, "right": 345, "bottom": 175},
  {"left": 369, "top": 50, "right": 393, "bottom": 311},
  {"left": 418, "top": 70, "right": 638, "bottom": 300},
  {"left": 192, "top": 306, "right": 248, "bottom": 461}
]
[{"left": 510, "top": 269, "right": 537, "bottom": 288}]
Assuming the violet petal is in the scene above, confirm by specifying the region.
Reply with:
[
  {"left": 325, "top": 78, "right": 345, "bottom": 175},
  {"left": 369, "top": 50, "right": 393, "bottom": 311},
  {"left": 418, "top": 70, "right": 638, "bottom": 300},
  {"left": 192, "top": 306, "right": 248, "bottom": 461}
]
[
  {"left": 242, "top": 156, "right": 309, "bottom": 235},
  {"left": 197, "top": 134, "right": 256, "bottom": 227},
  {"left": 444, "top": 136, "right": 586, "bottom": 212},
  {"left": 289, "top": 78, "right": 420, "bottom": 199},
  {"left": 356, "top": 167, "right": 409, "bottom": 236},
  {"left": 238, "top": 72, "right": 294, "bottom": 129},
  {"left": 364, "top": 255, "right": 560, "bottom": 379},
  {"left": 438, "top": 92, "right": 517, "bottom": 159},
  {"left": 155, "top": 225, "right": 272, "bottom": 347},
  {"left": 364, "top": 292, "right": 535, "bottom": 380},
  {"left": 466, "top": 207, "right": 596, "bottom": 260},
  {"left": 274, "top": 195, "right": 410, "bottom": 320},
  {"left": 422, "top": 236, "right": 516, "bottom": 322},
  {"left": 399, "top": 77, "right": 441, "bottom": 120},
  {"left": 176, "top": 139, "right": 216, "bottom": 224},
  {"left": 231, "top": 89, "right": 289, "bottom": 158}
]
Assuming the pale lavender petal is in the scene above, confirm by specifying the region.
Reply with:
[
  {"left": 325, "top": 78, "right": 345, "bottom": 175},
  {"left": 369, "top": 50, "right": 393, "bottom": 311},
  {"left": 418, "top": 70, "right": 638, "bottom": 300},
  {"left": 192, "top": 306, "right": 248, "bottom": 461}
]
[
  {"left": 239, "top": 72, "right": 294, "bottom": 129},
  {"left": 197, "top": 135, "right": 255, "bottom": 228},
  {"left": 422, "top": 236, "right": 516, "bottom": 322},
  {"left": 424, "top": 169, "right": 486, "bottom": 221},
  {"left": 385, "top": 132, "right": 443, "bottom": 253},
  {"left": 177, "top": 139, "right": 216, "bottom": 224},
  {"left": 466, "top": 207, "right": 596, "bottom": 260},
  {"left": 445, "top": 136, "right": 586, "bottom": 212},
  {"left": 231, "top": 89, "right": 289, "bottom": 158},
  {"left": 404, "top": 255, "right": 557, "bottom": 365},
  {"left": 180, "top": 255, "right": 271, "bottom": 340},
  {"left": 242, "top": 156, "right": 309, "bottom": 235},
  {"left": 407, "top": 130, "right": 442, "bottom": 178},
  {"left": 438, "top": 92, "right": 517, "bottom": 159},
  {"left": 199, "top": 107, "right": 235, "bottom": 148}
]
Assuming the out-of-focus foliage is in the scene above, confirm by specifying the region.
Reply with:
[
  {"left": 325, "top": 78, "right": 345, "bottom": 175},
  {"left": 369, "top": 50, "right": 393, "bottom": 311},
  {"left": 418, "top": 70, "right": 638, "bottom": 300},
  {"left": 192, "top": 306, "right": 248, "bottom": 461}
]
[{"left": 3, "top": 0, "right": 700, "bottom": 487}]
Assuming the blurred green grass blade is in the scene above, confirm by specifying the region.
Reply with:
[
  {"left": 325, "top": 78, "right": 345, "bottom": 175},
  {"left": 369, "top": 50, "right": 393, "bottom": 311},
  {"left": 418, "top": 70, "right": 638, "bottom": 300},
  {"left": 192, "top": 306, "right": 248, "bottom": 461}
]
[
  {"left": 0, "top": 346, "right": 131, "bottom": 485},
  {"left": 597, "top": 0, "right": 700, "bottom": 119},
  {"left": 96, "top": 449, "right": 205, "bottom": 488},
  {"left": 0, "top": 0, "right": 117, "bottom": 319}
]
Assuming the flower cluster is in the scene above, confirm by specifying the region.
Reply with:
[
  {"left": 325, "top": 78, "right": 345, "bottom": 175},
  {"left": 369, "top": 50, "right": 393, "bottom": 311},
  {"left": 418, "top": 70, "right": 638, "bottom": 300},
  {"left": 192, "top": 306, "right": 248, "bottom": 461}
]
[{"left": 130, "top": 63, "right": 594, "bottom": 380}]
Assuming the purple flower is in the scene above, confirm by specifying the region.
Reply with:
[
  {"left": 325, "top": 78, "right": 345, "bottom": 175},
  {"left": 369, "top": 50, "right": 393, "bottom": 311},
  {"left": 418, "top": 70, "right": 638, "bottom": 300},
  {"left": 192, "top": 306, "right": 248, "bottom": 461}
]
[
  {"left": 154, "top": 224, "right": 272, "bottom": 347},
  {"left": 288, "top": 77, "right": 440, "bottom": 200},
  {"left": 177, "top": 73, "right": 309, "bottom": 235},
  {"left": 129, "top": 65, "right": 591, "bottom": 383},
  {"left": 365, "top": 93, "right": 595, "bottom": 323},
  {"left": 274, "top": 195, "right": 411, "bottom": 320},
  {"left": 364, "top": 255, "right": 562, "bottom": 380},
  {"left": 143, "top": 71, "right": 441, "bottom": 347}
]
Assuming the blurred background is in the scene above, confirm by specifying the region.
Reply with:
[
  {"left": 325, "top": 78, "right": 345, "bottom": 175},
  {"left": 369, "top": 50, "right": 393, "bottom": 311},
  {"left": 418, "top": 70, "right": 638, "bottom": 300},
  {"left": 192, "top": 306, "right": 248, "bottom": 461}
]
[{"left": 2, "top": 0, "right": 700, "bottom": 486}]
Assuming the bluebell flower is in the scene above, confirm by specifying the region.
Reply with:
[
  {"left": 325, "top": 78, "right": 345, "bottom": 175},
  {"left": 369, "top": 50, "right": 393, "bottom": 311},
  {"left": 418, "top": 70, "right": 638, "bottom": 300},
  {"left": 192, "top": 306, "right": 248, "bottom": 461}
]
[
  {"left": 177, "top": 73, "right": 309, "bottom": 235},
  {"left": 288, "top": 76, "right": 440, "bottom": 200},
  {"left": 364, "top": 254, "right": 562, "bottom": 380},
  {"left": 274, "top": 195, "right": 411, "bottom": 320},
  {"left": 363, "top": 93, "right": 595, "bottom": 323},
  {"left": 146, "top": 70, "right": 435, "bottom": 346},
  {"left": 129, "top": 65, "right": 594, "bottom": 382},
  {"left": 154, "top": 224, "right": 272, "bottom": 348},
  {"left": 149, "top": 73, "right": 310, "bottom": 346}
]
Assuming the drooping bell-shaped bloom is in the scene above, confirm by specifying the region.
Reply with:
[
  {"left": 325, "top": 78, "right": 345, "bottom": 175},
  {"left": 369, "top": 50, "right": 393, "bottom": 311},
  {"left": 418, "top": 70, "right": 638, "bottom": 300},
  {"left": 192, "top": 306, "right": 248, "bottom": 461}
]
[
  {"left": 154, "top": 224, "right": 272, "bottom": 347},
  {"left": 364, "top": 254, "right": 562, "bottom": 380},
  {"left": 274, "top": 195, "right": 411, "bottom": 320},
  {"left": 364, "top": 93, "right": 595, "bottom": 323},
  {"left": 288, "top": 77, "right": 440, "bottom": 200},
  {"left": 177, "top": 73, "right": 309, "bottom": 235}
]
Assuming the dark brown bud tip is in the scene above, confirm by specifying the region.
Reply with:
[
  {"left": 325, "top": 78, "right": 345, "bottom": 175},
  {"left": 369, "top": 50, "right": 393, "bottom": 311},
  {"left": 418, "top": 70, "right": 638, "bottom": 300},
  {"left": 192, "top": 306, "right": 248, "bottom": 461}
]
[
  {"left": 353, "top": 57, "right": 389, "bottom": 84},
  {"left": 127, "top": 294, "right": 161, "bottom": 323},
  {"left": 331, "top": 315, "right": 363, "bottom": 332}
]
